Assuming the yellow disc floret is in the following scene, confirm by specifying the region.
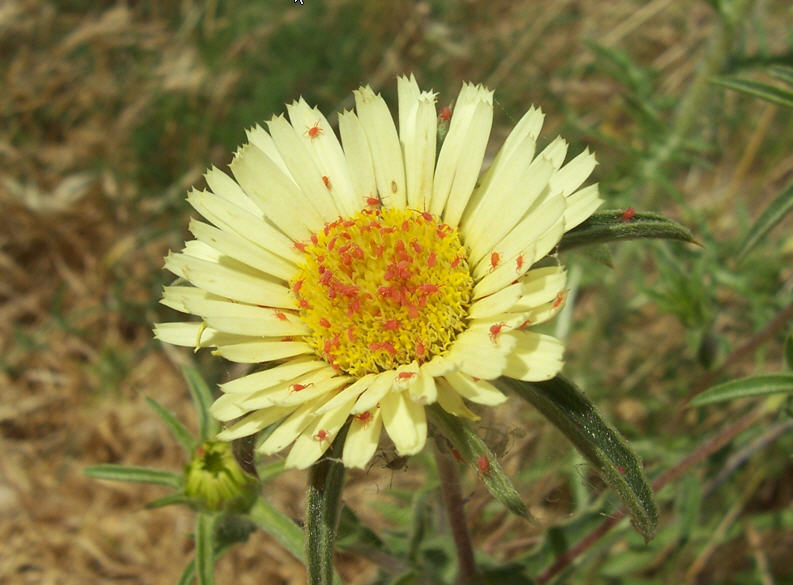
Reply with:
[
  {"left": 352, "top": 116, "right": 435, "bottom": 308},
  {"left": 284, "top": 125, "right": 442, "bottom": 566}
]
[{"left": 291, "top": 208, "right": 473, "bottom": 376}]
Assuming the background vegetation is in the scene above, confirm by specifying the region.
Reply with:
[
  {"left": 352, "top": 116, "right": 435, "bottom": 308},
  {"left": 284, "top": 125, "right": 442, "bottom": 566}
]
[{"left": 2, "top": 0, "right": 792, "bottom": 583}]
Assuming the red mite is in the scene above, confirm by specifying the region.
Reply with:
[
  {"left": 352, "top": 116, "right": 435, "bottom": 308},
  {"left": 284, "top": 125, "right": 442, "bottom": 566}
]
[
  {"left": 366, "top": 196, "right": 380, "bottom": 206},
  {"left": 322, "top": 175, "right": 331, "bottom": 189},
  {"left": 439, "top": 106, "right": 452, "bottom": 122},
  {"left": 290, "top": 382, "right": 313, "bottom": 392},
  {"left": 397, "top": 371, "right": 417, "bottom": 380},
  {"left": 620, "top": 207, "right": 636, "bottom": 222},
  {"left": 490, "top": 251, "right": 500, "bottom": 271},
  {"left": 489, "top": 322, "right": 507, "bottom": 344},
  {"left": 314, "top": 429, "right": 329, "bottom": 442},
  {"left": 306, "top": 122, "right": 323, "bottom": 139},
  {"left": 274, "top": 311, "right": 288, "bottom": 321},
  {"left": 356, "top": 411, "right": 372, "bottom": 425},
  {"left": 477, "top": 455, "right": 490, "bottom": 476}
]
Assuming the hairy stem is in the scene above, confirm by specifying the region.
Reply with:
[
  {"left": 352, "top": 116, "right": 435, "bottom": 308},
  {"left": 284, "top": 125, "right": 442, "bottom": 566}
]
[{"left": 433, "top": 438, "right": 477, "bottom": 584}]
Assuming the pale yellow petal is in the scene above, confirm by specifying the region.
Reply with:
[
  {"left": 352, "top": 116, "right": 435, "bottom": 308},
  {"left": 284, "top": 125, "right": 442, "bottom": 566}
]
[
  {"left": 443, "top": 371, "right": 507, "bottom": 405},
  {"left": 502, "top": 331, "right": 564, "bottom": 381},
  {"left": 353, "top": 85, "right": 406, "bottom": 209},
  {"left": 381, "top": 390, "right": 427, "bottom": 456},
  {"left": 342, "top": 407, "right": 383, "bottom": 469},
  {"left": 352, "top": 370, "right": 397, "bottom": 414},
  {"left": 435, "top": 378, "right": 480, "bottom": 421},
  {"left": 216, "top": 405, "right": 293, "bottom": 441},
  {"left": 285, "top": 397, "right": 356, "bottom": 469}
]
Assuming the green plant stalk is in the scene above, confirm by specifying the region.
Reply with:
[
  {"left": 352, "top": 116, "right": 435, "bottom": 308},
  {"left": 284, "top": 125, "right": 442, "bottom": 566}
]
[
  {"left": 433, "top": 436, "right": 478, "bottom": 584},
  {"left": 305, "top": 432, "right": 347, "bottom": 585}
]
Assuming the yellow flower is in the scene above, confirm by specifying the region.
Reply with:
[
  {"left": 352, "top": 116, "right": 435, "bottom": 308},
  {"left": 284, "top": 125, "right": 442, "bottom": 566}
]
[{"left": 155, "top": 75, "right": 601, "bottom": 470}]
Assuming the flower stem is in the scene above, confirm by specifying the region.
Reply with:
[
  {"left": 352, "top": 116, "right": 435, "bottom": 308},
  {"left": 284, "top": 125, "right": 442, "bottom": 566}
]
[{"left": 433, "top": 437, "right": 477, "bottom": 584}]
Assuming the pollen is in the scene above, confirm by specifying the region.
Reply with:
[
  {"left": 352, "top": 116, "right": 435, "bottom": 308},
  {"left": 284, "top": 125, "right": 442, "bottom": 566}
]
[{"left": 290, "top": 208, "right": 473, "bottom": 376}]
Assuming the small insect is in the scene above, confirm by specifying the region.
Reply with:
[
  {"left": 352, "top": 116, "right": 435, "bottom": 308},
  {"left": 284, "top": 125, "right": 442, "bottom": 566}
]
[
  {"left": 415, "top": 341, "right": 426, "bottom": 359},
  {"left": 420, "top": 211, "right": 434, "bottom": 222},
  {"left": 553, "top": 291, "right": 565, "bottom": 308},
  {"left": 305, "top": 121, "right": 323, "bottom": 139},
  {"left": 620, "top": 207, "right": 636, "bottom": 222},
  {"left": 451, "top": 448, "right": 464, "bottom": 463},
  {"left": 390, "top": 180, "right": 398, "bottom": 193},
  {"left": 355, "top": 411, "right": 373, "bottom": 426},
  {"left": 490, "top": 251, "right": 500, "bottom": 271},
  {"left": 438, "top": 106, "right": 452, "bottom": 123},
  {"left": 274, "top": 311, "right": 288, "bottom": 321},
  {"left": 294, "top": 241, "right": 307, "bottom": 252},
  {"left": 427, "top": 251, "right": 437, "bottom": 267},
  {"left": 477, "top": 455, "right": 490, "bottom": 476},
  {"left": 397, "top": 371, "right": 417, "bottom": 380},
  {"left": 319, "top": 317, "right": 331, "bottom": 328},
  {"left": 290, "top": 382, "right": 313, "bottom": 392},
  {"left": 515, "top": 254, "right": 525, "bottom": 272},
  {"left": 489, "top": 322, "right": 508, "bottom": 344},
  {"left": 322, "top": 175, "right": 331, "bottom": 189},
  {"left": 314, "top": 429, "right": 330, "bottom": 442},
  {"left": 366, "top": 196, "right": 380, "bottom": 206}
]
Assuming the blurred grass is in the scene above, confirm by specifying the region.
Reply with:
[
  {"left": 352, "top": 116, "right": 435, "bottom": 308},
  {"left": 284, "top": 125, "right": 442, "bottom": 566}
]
[{"left": 2, "top": 0, "right": 793, "bottom": 584}]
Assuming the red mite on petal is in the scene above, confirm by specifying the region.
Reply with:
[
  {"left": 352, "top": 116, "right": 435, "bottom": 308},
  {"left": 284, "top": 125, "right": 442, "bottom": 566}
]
[
  {"left": 397, "top": 371, "right": 416, "bottom": 380},
  {"left": 314, "top": 429, "right": 329, "bottom": 442},
  {"left": 490, "top": 251, "right": 500, "bottom": 271},
  {"left": 274, "top": 311, "right": 288, "bottom": 321},
  {"left": 306, "top": 121, "right": 323, "bottom": 139},
  {"left": 489, "top": 322, "right": 508, "bottom": 344}
]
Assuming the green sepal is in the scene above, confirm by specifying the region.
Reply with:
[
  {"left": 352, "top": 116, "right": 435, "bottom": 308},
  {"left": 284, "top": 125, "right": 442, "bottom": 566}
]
[
  {"left": 145, "top": 396, "right": 196, "bottom": 453},
  {"left": 84, "top": 464, "right": 182, "bottom": 489},
  {"left": 691, "top": 373, "right": 793, "bottom": 405},
  {"left": 427, "top": 404, "right": 531, "bottom": 520},
  {"left": 785, "top": 332, "right": 793, "bottom": 371},
  {"left": 498, "top": 376, "right": 658, "bottom": 542},
  {"left": 558, "top": 210, "right": 695, "bottom": 252}
]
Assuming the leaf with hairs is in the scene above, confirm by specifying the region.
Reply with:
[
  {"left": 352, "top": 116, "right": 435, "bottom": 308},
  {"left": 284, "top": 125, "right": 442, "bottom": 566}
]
[
  {"left": 691, "top": 374, "right": 793, "bottom": 406},
  {"left": 498, "top": 376, "right": 658, "bottom": 541}
]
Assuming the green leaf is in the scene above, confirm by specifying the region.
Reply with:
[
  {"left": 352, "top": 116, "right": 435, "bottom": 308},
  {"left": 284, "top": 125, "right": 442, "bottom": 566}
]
[
  {"left": 711, "top": 75, "right": 793, "bottom": 108},
  {"left": 499, "top": 376, "right": 658, "bottom": 541},
  {"left": 427, "top": 404, "right": 531, "bottom": 519},
  {"left": 195, "top": 513, "right": 217, "bottom": 585},
  {"left": 145, "top": 396, "right": 196, "bottom": 453},
  {"left": 769, "top": 65, "right": 793, "bottom": 88},
  {"left": 177, "top": 542, "right": 235, "bottom": 585},
  {"left": 248, "top": 497, "right": 304, "bottom": 561},
  {"left": 182, "top": 365, "right": 218, "bottom": 442},
  {"left": 145, "top": 493, "right": 196, "bottom": 509},
  {"left": 785, "top": 332, "right": 793, "bottom": 371},
  {"left": 305, "top": 430, "right": 347, "bottom": 585},
  {"left": 84, "top": 464, "right": 182, "bottom": 489},
  {"left": 736, "top": 179, "right": 793, "bottom": 262},
  {"left": 691, "top": 373, "right": 793, "bottom": 405},
  {"left": 578, "top": 243, "right": 614, "bottom": 268},
  {"left": 558, "top": 210, "right": 695, "bottom": 253}
]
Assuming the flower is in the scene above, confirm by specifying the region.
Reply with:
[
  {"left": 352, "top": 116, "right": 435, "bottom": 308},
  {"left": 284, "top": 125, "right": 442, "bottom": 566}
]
[
  {"left": 155, "top": 75, "right": 602, "bottom": 470},
  {"left": 184, "top": 441, "right": 254, "bottom": 510}
]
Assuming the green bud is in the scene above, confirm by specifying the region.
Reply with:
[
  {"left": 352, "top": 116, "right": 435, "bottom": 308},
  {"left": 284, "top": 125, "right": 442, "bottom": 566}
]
[{"left": 184, "top": 441, "right": 253, "bottom": 510}]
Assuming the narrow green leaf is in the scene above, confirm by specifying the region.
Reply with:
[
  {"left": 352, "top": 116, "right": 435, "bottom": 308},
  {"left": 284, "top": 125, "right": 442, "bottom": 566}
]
[
  {"left": 145, "top": 396, "right": 196, "bottom": 453},
  {"left": 769, "top": 66, "right": 793, "bottom": 88},
  {"left": 195, "top": 513, "right": 217, "bottom": 585},
  {"left": 691, "top": 373, "right": 793, "bottom": 406},
  {"left": 145, "top": 493, "right": 196, "bottom": 509},
  {"left": 256, "top": 459, "right": 286, "bottom": 482},
  {"left": 558, "top": 210, "right": 695, "bottom": 253},
  {"left": 499, "top": 376, "right": 658, "bottom": 541},
  {"left": 181, "top": 365, "right": 218, "bottom": 442},
  {"left": 427, "top": 404, "right": 530, "bottom": 519},
  {"left": 711, "top": 75, "right": 793, "bottom": 108},
  {"left": 306, "top": 430, "right": 347, "bottom": 585},
  {"left": 248, "top": 497, "right": 304, "bottom": 561},
  {"left": 784, "top": 332, "right": 793, "bottom": 371},
  {"left": 85, "top": 464, "right": 182, "bottom": 489},
  {"left": 737, "top": 179, "right": 793, "bottom": 262}
]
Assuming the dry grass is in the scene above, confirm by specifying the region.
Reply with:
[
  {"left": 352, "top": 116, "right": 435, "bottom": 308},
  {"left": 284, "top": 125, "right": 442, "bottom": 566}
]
[{"left": 2, "top": 1, "right": 793, "bottom": 583}]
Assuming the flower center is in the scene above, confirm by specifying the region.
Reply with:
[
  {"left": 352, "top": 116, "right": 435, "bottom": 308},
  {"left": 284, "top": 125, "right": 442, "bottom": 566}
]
[{"left": 291, "top": 208, "right": 473, "bottom": 376}]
